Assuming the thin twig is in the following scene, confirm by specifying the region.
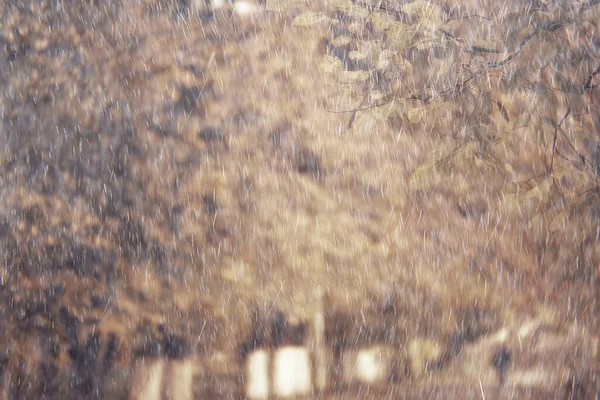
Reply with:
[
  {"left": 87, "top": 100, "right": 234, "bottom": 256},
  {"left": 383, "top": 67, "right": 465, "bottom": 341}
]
[{"left": 548, "top": 108, "right": 572, "bottom": 175}]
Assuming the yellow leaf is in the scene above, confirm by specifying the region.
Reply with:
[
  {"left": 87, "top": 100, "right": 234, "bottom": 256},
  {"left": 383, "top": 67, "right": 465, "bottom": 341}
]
[
  {"left": 502, "top": 173, "right": 564, "bottom": 220},
  {"left": 409, "top": 141, "right": 481, "bottom": 191},
  {"left": 266, "top": 0, "right": 301, "bottom": 11},
  {"left": 319, "top": 55, "right": 342, "bottom": 74},
  {"left": 293, "top": 12, "right": 328, "bottom": 26},
  {"left": 415, "top": 38, "right": 437, "bottom": 51},
  {"left": 386, "top": 22, "right": 415, "bottom": 51},
  {"left": 369, "top": 90, "right": 386, "bottom": 101},
  {"left": 352, "top": 111, "right": 377, "bottom": 135},
  {"left": 354, "top": 40, "right": 385, "bottom": 62},
  {"left": 401, "top": 1, "right": 444, "bottom": 22},
  {"left": 388, "top": 100, "right": 410, "bottom": 120},
  {"left": 444, "top": 142, "right": 479, "bottom": 172},
  {"left": 409, "top": 161, "right": 439, "bottom": 190},
  {"left": 332, "top": 36, "right": 353, "bottom": 47},
  {"left": 369, "top": 11, "right": 397, "bottom": 32},
  {"left": 344, "top": 24, "right": 362, "bottom": 36},
  {"left": 377, "top": 49, "right": 397, "bottom": 67},
  {"left": 348, "top": 50, "right": 366, "bottom": 60},
  {"left": 408, "top": 147, "right": 448, "bottom": 190},
  {"left": 332, "top": 1, "right": 370, "bottom": 18},
  {"left": 424, "top": 101, "right": 455, "bottom": 128},
  {"left": 408, "top": 108, "right": 424, "bottom": 124},
  {"left": 373, "top": 103, "right": 396, "bottom": 120},
  {"left": 421, "top": 17, "right": 443, "bottom": 32},
  {"left": 340, "top": 70, "right": 370, "bottom": 82},
  {"left": 472, "top": 38, "right": 505, "bottom": 53}
]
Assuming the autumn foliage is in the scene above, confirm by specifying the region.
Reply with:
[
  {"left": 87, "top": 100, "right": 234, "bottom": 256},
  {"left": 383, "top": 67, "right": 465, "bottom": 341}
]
[{"left": 283, "top": 0, "right": 600, "bottom": 233}]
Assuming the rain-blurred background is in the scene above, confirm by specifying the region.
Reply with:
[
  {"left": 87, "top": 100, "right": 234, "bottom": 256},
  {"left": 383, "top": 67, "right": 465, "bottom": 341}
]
[{"left": 0, "top": 0, "right": 599, "bottom": 398}]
